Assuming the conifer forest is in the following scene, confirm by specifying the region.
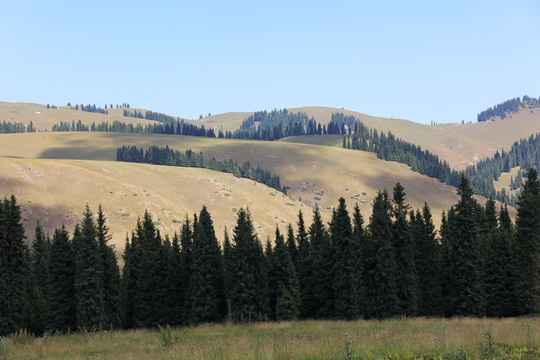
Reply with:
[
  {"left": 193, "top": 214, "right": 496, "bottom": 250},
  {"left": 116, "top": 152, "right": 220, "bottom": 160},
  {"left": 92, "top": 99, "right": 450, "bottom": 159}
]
[{"left": 2, "top": 170, "right": 539, "bottom": 337}]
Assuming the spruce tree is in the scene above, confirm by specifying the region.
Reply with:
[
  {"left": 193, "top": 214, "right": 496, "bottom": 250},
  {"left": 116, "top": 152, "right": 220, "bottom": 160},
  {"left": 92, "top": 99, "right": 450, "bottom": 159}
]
[
  {"left": 413, "top": 204, "right": 442, "bottom": 316},
  {"left": 178, "top": 216, "right": 193, "bottom": 324},
  {"left": 514, "top": 168, "right": 540, "bottom": 314},
  {"left": 228, "top": 208, "right": 265, "bottom": 322},
  {"left": 49, "top": 225, "right": 76, "bottom": 332},
  {"left": 134, "top": 211, "right": 163, "bottom": 327},
  {"left": 484, "top": 204, "right": 516, "bottom": 317},
  {"left": 392, "top": 183, "right": 418, "bottom": 316},
  {"left": 0, "top": 196, "right": 30, "bottom": 336},
  {"left": 330, "top": 198, "right": 363, "bottom": 319},
  {"left": 187, "top": 206, "right": 225, "bottom": 324},
  {"left": 447, "top": 175, "right": 484, "bottom": 316},
  {"left": 296, "top": 210, "right": 314, "bottom": 319},
  {"left": 120, "top": 232, "right": 139, "bottom": 329},
  {"left": 74, "top": 205, "right": 106, "bottom": 329},
  {"left": 96, "top": 206, "right": 121, "bottom": 328},
  {"left": 364, "top": 190, "right": 398, "bottom": 318},
  {"left": 269, "top": 227, "right": 300, "bottom": 321},
  {"left": 308, "top": 206, "right": 333, "bottom": 318},
  {"left": 29, "top": 222, "right": 51, "bottom": 334}
]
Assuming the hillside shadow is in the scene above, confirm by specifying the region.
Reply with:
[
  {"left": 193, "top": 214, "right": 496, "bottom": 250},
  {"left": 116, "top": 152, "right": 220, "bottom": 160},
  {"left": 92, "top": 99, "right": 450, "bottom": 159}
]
[{"left": 38, "top": 136, "right": 115, "bottom": 161}]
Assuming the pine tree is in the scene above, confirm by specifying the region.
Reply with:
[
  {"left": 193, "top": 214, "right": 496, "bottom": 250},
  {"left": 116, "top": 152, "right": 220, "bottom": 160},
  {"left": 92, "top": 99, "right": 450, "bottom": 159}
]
[
  {"left": 74, "top": 205, "right": 106, "bottom": 329},
  {"left": 514, "top": 168, "right": 540, "bottom": 314},
  {"left": 330, "top": 198, "right": 363, "bottom": 319},
  {"left": 364, "top": 190, "right": 398, "bottom": 318},
  {"left": 120, "top": 232, "right": 139, "bottom": 329},
  {"left": 392, "top": 183, "right": 418, "bottom": 316},
  {"left": 178, "top": 216, "right": 193, "bottom": 324},
  {"left": 269, "top": 227, "right": 300, "bottom": 320},
  {"left": 0, "top": 196, "right": 31, "bottom": 336},
  {"left": 49, "top": 225, "right": 76, "bottom": 332},
  {"left": 413, "top": 204, "right": 442, "bottom": 316},
  {"left": 28, "top": 222, "right": 51, "bottom": 334},
  {"left": 446, "top": 175, "right": 484, "bottom": 316},
  {"left": 96, "top": 206, "right": 121, "bottom": 328},
  {"left": 308, "top": 206, "right": 333, "bottom": 318},
  {"left": 187, "top": 206, "right": 225, "bottom": 324},
  {"left": 134, "top": 211, "right": 163, "bottom": 327},
  {"left": 296, "top": 210, "right": 314, "bottom": 319},
  {"left": 228, "top": 208, "right": 265, "bottom": 322}
]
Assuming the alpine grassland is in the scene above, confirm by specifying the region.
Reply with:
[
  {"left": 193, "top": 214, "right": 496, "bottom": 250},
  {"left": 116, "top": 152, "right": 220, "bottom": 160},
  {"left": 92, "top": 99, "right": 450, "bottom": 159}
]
[{"left": 2, "top": 318, "right": 538, "bottom": 360}]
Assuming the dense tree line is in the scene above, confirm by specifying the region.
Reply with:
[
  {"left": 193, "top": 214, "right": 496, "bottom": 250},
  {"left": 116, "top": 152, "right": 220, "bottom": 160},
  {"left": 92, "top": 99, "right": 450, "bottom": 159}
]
[
  {"left": 233, "top": 109, "right": 320, "bottom": 140},
  {"left": 2, "top": 171, "right": 539, "bottom": 335},
  {"left": 477, "top": 95, "right": 539, "bottom": 122},
  {"left": 51, "top": 119, "right": 216, "bottom": 137},
  {"left": 0, "top": 121, "right": 35, "bottom": 134},
  {"left": 72, "top": 104, "right": 109, "bottom": 115},
  {"left": 463, "top": 133, "right": 540, "bottom": 205},
  {"left": 116, "top": 145, "right": 288, "bottom": 194},
  {"left": 123, "top": 109, "right": 180, "bottom": 123}
]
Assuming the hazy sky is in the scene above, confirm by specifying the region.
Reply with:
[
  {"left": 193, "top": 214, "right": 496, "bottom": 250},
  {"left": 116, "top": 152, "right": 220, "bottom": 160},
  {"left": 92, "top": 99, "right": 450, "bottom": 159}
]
[{"left": 1, "top": 1, "right": 539, "bottom": 123}]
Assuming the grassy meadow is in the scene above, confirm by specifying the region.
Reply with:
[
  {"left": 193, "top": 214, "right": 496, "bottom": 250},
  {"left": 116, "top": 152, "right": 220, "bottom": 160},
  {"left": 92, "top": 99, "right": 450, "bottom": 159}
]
[
  {"left": 0, "top": 131, "right": 467, "bottom": 248},
  {"left": 2, "top": 318, "right": 538, "bottom": 360}
]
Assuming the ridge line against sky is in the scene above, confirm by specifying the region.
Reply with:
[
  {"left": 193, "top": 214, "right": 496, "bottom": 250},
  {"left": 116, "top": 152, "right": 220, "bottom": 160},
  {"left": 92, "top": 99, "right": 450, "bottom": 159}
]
[{"left": 1, "top": 0, "right": 539, "bottom": 124}]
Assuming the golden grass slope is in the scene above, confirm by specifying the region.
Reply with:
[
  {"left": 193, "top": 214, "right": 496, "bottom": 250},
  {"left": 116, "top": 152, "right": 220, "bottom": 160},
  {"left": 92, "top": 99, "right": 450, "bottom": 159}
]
[{"left": 0, "top": 132, "right": 467, "bottom": 248}]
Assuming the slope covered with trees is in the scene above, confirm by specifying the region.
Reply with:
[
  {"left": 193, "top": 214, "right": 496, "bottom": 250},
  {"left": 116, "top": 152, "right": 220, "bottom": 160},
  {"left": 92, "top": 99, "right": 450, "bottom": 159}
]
[
  {"left": 116, "top": 145, "right": 288, "bottom": 194},
  {"left": 2, "top": 170, "right": 538, "bottom": 335}
]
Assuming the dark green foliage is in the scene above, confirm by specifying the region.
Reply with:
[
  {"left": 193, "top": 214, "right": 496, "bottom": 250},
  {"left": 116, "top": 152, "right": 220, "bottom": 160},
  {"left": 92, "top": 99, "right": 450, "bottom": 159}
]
[
  {"left": 178, "top": 217, "right": 193, "bottom": 324},
  {"left": 49, "top": 226, "right": 76, "bottom": 332},
  {"left": 28, "top": 222, "right": 51, "bottom": 335},
  {"left": 413, "top": 204, "right": 442, "bottom": 316},
  {"left": 392, "top": 183, "right": 418, "bottom": 316},
  {"left": 308, "top": 207, "right": 333, "bottom": 318},
  {"left": 133, "top": 211, "right": 165, "bottom": 327},
  {"left": 120, "top": 233, "right": 139, "bottom": 329},
  {"left": 330, "top": 198, "right": 363, "bottom": 319},
  {"left": 187, "top": 207, "right": 226, "bottom": 324},
  {"left": 514, "top": 168, "right": 540, "bottom": 314},
  {"left": 269, "top": 227, "right": 300, "bottom": 321},
  {"left": 117, "top": 146, "right": 288, "bottom": 194},
  {"left": 74, "top": 205, "right": 106, "bottom": 329},
  {"left": 227, "top": 208, "right": 265, "bottom": 321},
  {"left": 54, "top": 117, "right": 216, "bottom": 137},
  {"left": 445, "top": 175, "right": 485, "bottom": 316},
  {"left": 96, "top": 206, "right": 121, "bottom": 328},
  {"left": 295, "top": 210, "right": 315, "bottom": 319},
  {"left": 0, "top": 121, "right": 35, "bottom": 133},
  {"left": 476, "top": 96, "right": 534, "bottom": 122},
  {"left": 484, "top": 204, "right": 517, "bottom": 317},
  {"left": 364, "top": 190, "right": 398, "bottom": 318},
  {"left": 0, "top": 196, "right": 30, "bottom": 336}
]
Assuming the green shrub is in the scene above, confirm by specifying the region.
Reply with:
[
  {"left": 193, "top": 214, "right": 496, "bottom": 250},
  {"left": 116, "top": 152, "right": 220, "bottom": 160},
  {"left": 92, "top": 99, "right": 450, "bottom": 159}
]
[{"left": 156, "top": 325, "right": 184, "bottom": 348}]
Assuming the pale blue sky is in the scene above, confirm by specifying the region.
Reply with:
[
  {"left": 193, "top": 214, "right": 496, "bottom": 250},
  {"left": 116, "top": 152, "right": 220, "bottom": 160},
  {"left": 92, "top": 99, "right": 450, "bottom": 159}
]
[{"left": 1, "top": 1, "right": 539, "bottom": 123}]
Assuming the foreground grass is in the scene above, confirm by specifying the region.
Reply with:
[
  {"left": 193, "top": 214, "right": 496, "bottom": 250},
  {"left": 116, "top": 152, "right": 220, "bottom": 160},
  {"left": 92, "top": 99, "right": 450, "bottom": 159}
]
[{"left": 2, "top": 317, "right": 538, "bottom": 359}]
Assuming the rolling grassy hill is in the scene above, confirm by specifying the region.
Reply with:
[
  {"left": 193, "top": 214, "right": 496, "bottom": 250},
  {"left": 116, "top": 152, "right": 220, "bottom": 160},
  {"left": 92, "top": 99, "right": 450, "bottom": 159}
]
[{"left": 0, "top": 131, "right": 467, "bottom": 249}]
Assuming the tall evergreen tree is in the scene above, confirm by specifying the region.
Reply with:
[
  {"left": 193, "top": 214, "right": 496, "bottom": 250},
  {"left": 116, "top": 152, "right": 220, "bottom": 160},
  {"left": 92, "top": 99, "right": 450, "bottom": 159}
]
[
  {"left": 0, "top": 196, "right": 31, "bottom": 336},
  {"left": 330, "top": 198, "right": 363, "bottom": 319},
  {"left": 96, "top": 206, "right": 121, "bottom": 328},
  {"left": 392, "top": 183, "right": 418, "bottom": 316},
  {"left": 308, "top": 206, "right": 333, "bottom": 318},
  {"left": 413, "top": 204, "right": 442, "bottom": 316},
  {"left": 187, "top": 206, "right": 225, "bottom": 324},
  {"left": 120, "top": 232, "right": 139, "bottom": 329},
  {"left": 364, "top": 190, "right": 398, "bottom": 318},
  {"left": 49, "top": 225, "right": 76, "bottom": 332},
  {"left": 228, "top": 208, "right": 265, "bottom": 321},
  {"left": 446, "top": 175, "right": 485, "bottom": 316},
  {"left": 28, "top": 222, "right": 51, "bottom": 335},
  {"left": 269, "top": 227, "right": 300, "bottom": 320},
  {"left": 514, "top": 168, "right": 540, "bottom": 314},
  {"left": 74, "top": 205, "right": 106, "bottom": 329},
  {"left": 295, "top": 210, "right": 314, "bottom": 319},
  {"left": 178, "top": 216, "right": 193, "bottom": 324}
]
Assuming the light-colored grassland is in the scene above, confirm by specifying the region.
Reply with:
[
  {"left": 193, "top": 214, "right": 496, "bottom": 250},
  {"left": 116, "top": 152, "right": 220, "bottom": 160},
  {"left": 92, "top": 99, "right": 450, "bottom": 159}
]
[
  {"left": 3, "top": 317, "right": 538, "bottom": 360},
  {"left": 0, "top": 132, "right": 475, "bottom": 249}
]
